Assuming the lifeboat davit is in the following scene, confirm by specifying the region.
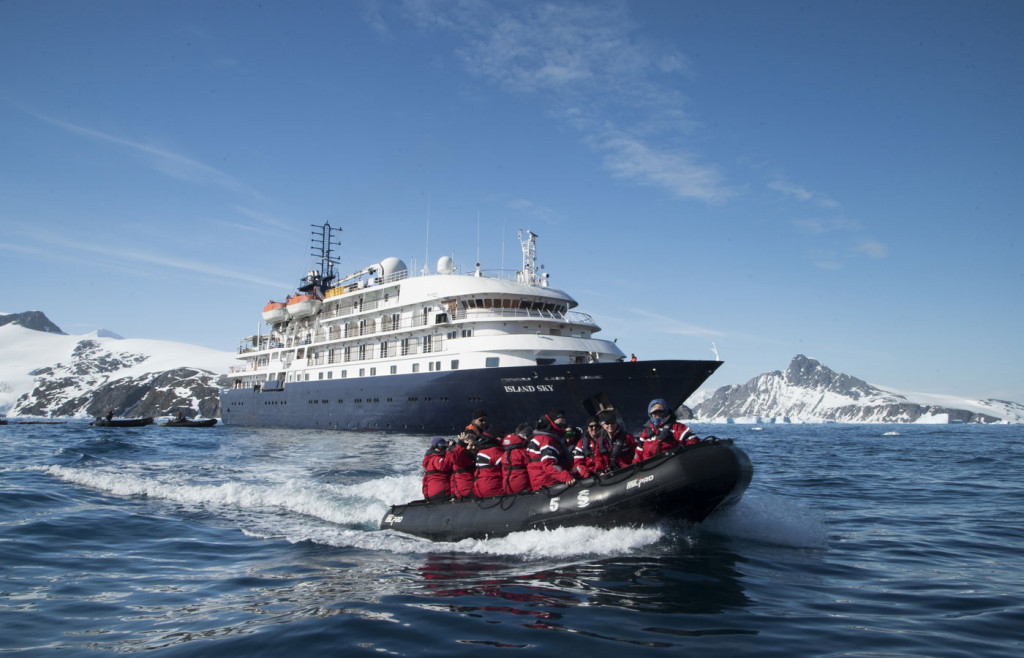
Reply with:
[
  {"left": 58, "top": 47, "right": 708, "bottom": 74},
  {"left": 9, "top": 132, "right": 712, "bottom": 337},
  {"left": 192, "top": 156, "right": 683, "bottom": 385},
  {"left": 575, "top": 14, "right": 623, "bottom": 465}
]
[
  {"left": 262, "top": 301, "right": 288, "bottom": 325},
  {"left": 286, "top": 294, "right": 322, "bottom": 318}
]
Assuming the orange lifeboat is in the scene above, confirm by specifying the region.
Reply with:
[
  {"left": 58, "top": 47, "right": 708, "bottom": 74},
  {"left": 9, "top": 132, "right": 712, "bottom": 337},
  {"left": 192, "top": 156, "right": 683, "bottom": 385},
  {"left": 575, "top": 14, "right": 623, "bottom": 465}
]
[
  {"left": 262, "top": 301, "right": 288, "bottom": 325},
  {"left": 286, "top": 293, "right": 322, "bottom": 318}
]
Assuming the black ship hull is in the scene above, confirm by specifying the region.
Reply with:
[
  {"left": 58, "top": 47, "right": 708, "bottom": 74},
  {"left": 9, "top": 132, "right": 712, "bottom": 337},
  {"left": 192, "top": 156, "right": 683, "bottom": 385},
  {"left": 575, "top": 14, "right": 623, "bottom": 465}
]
[
  {"left": 381, "top": 440, "right": 753, "bottom": 542},
  {"left": 161, "top": 418, "right": 219, "bottom": 427},
  {"left": 221, "top": 359, "right": 721, "bottom": 434}
]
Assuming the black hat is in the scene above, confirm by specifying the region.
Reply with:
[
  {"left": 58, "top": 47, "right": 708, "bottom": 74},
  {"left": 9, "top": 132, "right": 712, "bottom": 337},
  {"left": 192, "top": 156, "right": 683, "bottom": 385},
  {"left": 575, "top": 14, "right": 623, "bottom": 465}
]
[
  {"left": 546, "top": 409, "right": 565, "bottom": 421},
  {"left": 472, "top": 409, "right": 488, "bottom": 421},
  {"left": 598, "top": 410, "right": 617, "bottom": 424}
]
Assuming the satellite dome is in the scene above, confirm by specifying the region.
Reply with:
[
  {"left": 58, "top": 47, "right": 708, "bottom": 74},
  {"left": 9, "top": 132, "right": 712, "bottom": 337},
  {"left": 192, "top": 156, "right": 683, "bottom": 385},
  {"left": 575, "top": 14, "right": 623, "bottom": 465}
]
[
  {"left": 379, "top": 257, "right": 407, "bottom": 279},
  {"left": 436, "top": 255, "right": 455, "bottom": 275}
]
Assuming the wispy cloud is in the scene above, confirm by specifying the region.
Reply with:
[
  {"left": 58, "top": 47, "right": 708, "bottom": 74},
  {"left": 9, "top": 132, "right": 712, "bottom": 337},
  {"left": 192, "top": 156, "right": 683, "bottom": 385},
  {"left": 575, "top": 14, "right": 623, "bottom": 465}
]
[
  {"left": 626, "top": 308, "right": 723, "bottom": 337},
  {"left": 60, "top": 237, "right": 287, "bottom": 288},
  {"left": 227, "top": 206, "right": 294, "bottom": 234},
  {"left": 805, "top": 237, "right": 888, "bottom": 269},
  {"left": 8, "top": 222, "right": 286, "bottom": 289},
  {"left": 769, "top": 179, "right": 838, "bottom": 208},
  {"left": 596, "top": 130, "right": 732, "bottom": 203},
  {"left": 853, "top": 239, "right": 889, "bottom": 259},
  {"left": 21, "top": 106, "right": 259, "bottom": 199},
  {"left": 394, "top": 1, "right": 730, "bottom": 204},
  {"left": 792, "top": 217, "right": 861, "bottom": 234},
  {"left": 500, "top": 196, "right": 564, "bottom": 224},
  {"left": 809, "top": 249, "right": 843, "bottom": 270},
  {"left": 790, "top": 211, "right": 888, "bottom": 267}
]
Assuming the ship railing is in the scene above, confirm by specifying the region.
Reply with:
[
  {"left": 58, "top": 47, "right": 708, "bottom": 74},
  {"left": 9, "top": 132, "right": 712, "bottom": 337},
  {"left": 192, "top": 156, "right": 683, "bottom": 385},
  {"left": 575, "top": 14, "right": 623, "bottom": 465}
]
[
  {"left": 292, "top": 340, "right": 438, "bottom": 367},
  {"left": 456, "top": 307, "right": 595, "bottom": 325},
  {"left": 320, "top": 297, "right": 390, "bottom": 320},
  {"left": 450, "top": 268, "right": 529, "bottom": 283},
  {"left": 238, "top": 338, "right": 285, "bottom": 354},
  {"left": 324, "top": 269, "right": 409, "bottom": 299}
]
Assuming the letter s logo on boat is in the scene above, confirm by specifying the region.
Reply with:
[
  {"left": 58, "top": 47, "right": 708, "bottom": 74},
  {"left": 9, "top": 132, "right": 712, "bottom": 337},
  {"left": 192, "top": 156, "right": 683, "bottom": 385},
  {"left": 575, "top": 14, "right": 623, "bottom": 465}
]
[
  {"left": 626, "top": 475, "right": 655, "bottom": 490},
  {"left": 577, "top": 489, "right": 590, "bottom": 508}
]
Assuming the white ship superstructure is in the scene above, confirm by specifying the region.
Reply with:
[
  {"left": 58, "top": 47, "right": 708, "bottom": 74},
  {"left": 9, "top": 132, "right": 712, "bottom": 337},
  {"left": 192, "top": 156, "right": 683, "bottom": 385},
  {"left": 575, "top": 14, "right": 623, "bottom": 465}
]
[{"left": 229, "top": 230, "right": 625, "bottom": 392}]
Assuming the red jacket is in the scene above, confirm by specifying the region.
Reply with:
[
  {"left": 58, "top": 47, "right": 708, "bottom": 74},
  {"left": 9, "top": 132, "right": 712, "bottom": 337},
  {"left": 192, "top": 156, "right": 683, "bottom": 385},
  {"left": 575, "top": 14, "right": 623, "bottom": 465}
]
[
  {"left": 448, "top": 442, "right": 475, "bottom": 499},
  {"left": 502, "top": 433, "right": 531, "bottom": 494},
  {"left": 422, "top": 449, "right": 452, "bottom": 500},
  {"left": 637, "top": 418, "right": 698, "bottom": 461},
  {"left": 526, "top": 430, "right": 575, "bottom": 490},
  {"left": 472, "top": 435, "right": 505, "bottom": 498},
  {"left": 593, "top": 428, "right": 636, "bottom": 473},
  {"left": 571, "top": 436, "right": 597, "bottom": 478}
]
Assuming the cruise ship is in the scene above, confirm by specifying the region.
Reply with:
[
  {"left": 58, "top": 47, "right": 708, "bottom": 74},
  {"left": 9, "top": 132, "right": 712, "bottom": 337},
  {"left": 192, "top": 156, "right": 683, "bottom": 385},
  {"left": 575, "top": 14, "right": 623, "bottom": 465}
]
[{"left": 220, "top": 224, "right": 721, "bottom": 434}]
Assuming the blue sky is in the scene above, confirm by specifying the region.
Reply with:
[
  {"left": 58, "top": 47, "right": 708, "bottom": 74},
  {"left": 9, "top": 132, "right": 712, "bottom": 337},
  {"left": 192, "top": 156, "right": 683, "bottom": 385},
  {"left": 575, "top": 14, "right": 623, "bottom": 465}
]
[{"left": 2, "top": 0, "right": 1022, "bottom": 402}]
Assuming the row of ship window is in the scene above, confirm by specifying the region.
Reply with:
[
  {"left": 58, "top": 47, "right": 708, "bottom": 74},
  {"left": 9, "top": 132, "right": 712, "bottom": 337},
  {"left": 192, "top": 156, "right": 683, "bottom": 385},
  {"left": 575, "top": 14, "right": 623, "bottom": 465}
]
[
  {"left": 244, "top": 395, "right": 484, "bottom": 407},
  {"left": 306, "top": 396, "right": 453, "bottom": 404},
  {"left": 277, "top": 357, "right": 502, "bottom": 383},
  {"left": 257, "top": 330, "right": 475, "bottom": 368}
]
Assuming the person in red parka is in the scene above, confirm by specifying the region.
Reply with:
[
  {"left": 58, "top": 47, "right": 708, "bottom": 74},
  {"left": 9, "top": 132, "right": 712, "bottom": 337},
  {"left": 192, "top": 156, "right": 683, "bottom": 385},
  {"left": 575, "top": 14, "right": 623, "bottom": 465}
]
[
  {"left": 636, "top": 398, "right": 700, "bottom": 462},
  {"left": 448, "top": 430, "right": 477, "bottom": 499},
  {"left": 464, "top": 409, "right": 489, "bottom": 440},
  {"left": 571, "top": 416, "right": 601, "bottom": 478},
  {"left": 502, "top": 423, "right": 531, "bottom": 494},
  {"left": 593, "top": 410, "right": 636, "bottom": 473},
  {"left": 472, "top": 429, "right": 505, "bottom": 498},
  {"left": 422, "top": 436, "right": 453, "bottom": 502},
  {"left": 526, "top": 410, "right": 577, "bottom": 490}
]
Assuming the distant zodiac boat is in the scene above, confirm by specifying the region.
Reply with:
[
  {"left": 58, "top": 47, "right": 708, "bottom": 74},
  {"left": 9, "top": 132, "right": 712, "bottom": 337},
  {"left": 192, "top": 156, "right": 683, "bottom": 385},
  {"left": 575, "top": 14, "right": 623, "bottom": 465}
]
[
  {"left": 381, "top": 439, "right": 753, "bottom": 542},
  {"left": 161, "top": 418, "right": 218, "bottom": 427},
  {"left": 90, "top": 417, "right": 155, "bottom": 427}
]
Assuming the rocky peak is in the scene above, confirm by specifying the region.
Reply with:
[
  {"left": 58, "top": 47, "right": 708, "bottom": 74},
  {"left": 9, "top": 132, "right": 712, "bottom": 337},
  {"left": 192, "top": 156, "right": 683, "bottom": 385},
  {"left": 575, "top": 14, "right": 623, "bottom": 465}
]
[
  {"left": 0, "top": 311, "right": 65, "bottom": 334},
  {"left": 784, "top": 354, "right": 878, "bottom": 401}
]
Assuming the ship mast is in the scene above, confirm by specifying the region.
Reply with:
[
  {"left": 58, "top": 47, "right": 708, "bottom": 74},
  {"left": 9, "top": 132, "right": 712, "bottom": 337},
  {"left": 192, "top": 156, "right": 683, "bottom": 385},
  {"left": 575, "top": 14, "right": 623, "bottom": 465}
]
[
  {"left": 302, "top": 222, "right": 342, "bottom": 294},
  {"left": 519, "top": 229, "right": 538, "bottom": 286}
]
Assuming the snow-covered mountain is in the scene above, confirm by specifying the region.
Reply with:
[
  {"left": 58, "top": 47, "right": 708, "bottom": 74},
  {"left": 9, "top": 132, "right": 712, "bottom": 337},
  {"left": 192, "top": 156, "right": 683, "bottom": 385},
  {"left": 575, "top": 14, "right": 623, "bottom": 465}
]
[
  {"left": 693, "top": 354, "right": 1024, "bottom": 424},
  {"left": 0, "top": 311, "right": 236, "bottom": 420}
]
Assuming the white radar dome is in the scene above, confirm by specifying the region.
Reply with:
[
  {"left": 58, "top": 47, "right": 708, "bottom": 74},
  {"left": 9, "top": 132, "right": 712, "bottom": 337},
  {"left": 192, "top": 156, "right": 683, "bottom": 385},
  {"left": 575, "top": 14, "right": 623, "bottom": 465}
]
[
  {"left": 437, "top": 255, "right": 455, "bottom": 275},
  {"left": 379, "top": 257, "right": 407, "bottom": 279}
]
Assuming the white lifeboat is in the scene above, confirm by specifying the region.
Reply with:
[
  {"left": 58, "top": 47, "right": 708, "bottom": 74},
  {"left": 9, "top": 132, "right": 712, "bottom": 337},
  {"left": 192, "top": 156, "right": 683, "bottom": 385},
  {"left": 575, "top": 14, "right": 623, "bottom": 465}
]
[
  {"left": 286, "top": 294, "right": 322, "bottom": 318},
  {"left": 262, "top": 301, "right": 288, "bottom": 325}
]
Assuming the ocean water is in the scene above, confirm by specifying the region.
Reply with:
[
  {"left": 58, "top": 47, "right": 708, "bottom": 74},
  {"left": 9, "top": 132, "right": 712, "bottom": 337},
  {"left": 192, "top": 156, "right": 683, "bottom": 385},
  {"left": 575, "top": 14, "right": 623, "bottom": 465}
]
[{"left": 2, "top": 421, "right": 1023, "bottom": 656}]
